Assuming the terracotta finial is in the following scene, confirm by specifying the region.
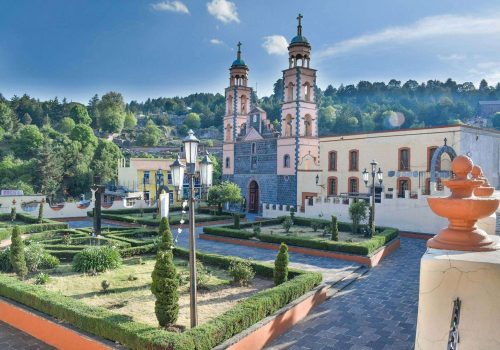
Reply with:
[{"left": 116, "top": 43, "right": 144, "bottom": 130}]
[
  {"left": 451, "top": 155, "right": 473, "bottom": 179},
  {"left": 472, "top": 164, "right": 494, "bottom": 197},
  {"left": 426, "top": 155, "right": 499, "bottom": 252}
]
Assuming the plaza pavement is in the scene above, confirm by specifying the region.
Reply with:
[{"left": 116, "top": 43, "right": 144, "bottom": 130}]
[{"left": 0, "top": 321, "right": 55, "bottom": 350}]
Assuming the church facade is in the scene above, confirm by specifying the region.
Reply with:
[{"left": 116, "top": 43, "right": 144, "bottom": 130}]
[{"left": 222, "top": 15, "right": 321, "bottom": 213}]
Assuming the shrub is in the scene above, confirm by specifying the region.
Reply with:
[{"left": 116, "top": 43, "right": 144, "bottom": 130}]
[
  {"left": 151, "top": 217, "right": 179, "bottom": 327},
  {"left": 228, "top": 259, "right": 255, "bottom": 286},
  {"left": 349, "top": 200, "right": 368, "bottom": 234},
  {"left": 203, "top": 226, "right": 254, "bottom": 239},
  {"left": 10, "top": 207, "right": 16, "bottom": 222},
  {"left": 323, "top": 225, "right": 332, "bottom": 237},
  {"left": 274, "top": 243, "right": 289, "bottom": 286},
  {"left": 311, "top": 221, "right": 321, "bottom": 232},
  {"left": 35, "top": 272, "right": 50, "bottom": 285},
  {"left": 282, "top": 217, "right": 293, "bottom": 233},
  {"left": 38, "top": 199, "right": 44, "bottom": 223},
  {"left": 10, "top": 226, "right": 27, "bottom": 278},
  {"left": 101, "top": 280, "right": 110, "bottom": 292},
  {"left": 72, "top": 246, "right": 122, "bottom": 273},
  {"left": 290, "top": 206, "right": 296, "bottom": 220},
  {"left": 253, "top": 223, "right": 261, "bottom": 235},
  {"left": 25, "top": 243, "right": 46, "bottom": 272},
  {"left": 62, "top": 234, "right": 72, "bottom": 245},
  {"left": 233, "top": 214, "right": 240, "bottom": 229},
  {"left": 40, "top": 253, "right": 60, "bottom": 269},
  {"left": 196, "top": 260, "right": 211, "bottom": 289},
  {"left": 331, "top": 216, "right": 339, "bottom": 241},
  {"left": 0, "top": 248, "right": 12, "bottom": 272}
]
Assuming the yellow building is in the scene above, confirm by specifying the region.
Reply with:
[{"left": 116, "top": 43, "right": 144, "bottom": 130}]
[
  {"left": 313, "top": 125, "right": 499, "bottom": 204},
  {"left": 117, "top": 158, "right": 201, "bottom": 204}
]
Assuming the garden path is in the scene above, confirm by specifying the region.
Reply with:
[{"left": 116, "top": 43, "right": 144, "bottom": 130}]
[
  {"left": 0, "top": 321, "right": 55, "bottom": 350},
  {"left": 264, "top": 237, "right": 426, "bottom": 350}
]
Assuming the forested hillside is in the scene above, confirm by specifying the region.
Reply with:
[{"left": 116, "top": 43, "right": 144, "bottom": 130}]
[{"left": 0, "top": 78, "right": 499, "bottom": 200}]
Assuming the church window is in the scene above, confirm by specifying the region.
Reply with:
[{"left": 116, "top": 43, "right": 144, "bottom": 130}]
[
  {"left": 304, "top": 115, "right": 312, "bottom": 136},
  {"left": 225, "top": 124, "right": 232, "bottom": 141},
  {"left": 251, "top": 143, "right": 256, "bottom": 154},
  {"left": 348, "top": 177, "right": 359, "bottom": 194},
  {"left": 240, "top": 95, "right": 247, "bottom": 114},
  {"left": 427, "top": 146, "right": 441, "bottom": 171},
  {"left": 327, "top": 177, "right": 338, "bottom": 196},
  {"left": 304, "top": 83, "right": 311, "bottom": 101},
  {"left": 283, "top": 154, "right": 290, "bottom": 168},
  {"left": 251, "top": 156, "right": 257, "bottom": 170},
  {"left": 253, "top": 114, "right": 257, "bottom": 123},
  {"left": 288, "top": 82, "right": 294, "bottom": 101},
  {"left": 225, "top": 157, "right": 230, "bottom": 169},
  {"left": 284, "top": 114, "right": 293, "bottom": 137}
]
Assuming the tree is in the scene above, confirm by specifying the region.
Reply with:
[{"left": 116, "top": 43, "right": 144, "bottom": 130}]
[
  {"left": 274, "top": 243, "right": 289, "bottom": 285},
  {"left": 209, "top": 154, "right": 222, "bottom": 184},
  {"left": 207, "top": 181, "right": 243, "bottom": 214},
  {"left": 13, "top": 125, "right": 44, "bottom": 159},
  {"left": 348, "top": 200, "right": 368, "bottom": 234},
  {"left": 92, "top": 140, "right": 122, "bottom": 183},
  {"left": 69, "top": 104, "right": 92, "bottom": 125},
  {"left": 184, "top": 112, "right": 201, "bottom": 129},
  {"left": 137, "top": 120, "right": 162, "bottom": 146},
  {"left": 88, "top": 94, "right": 100, "bottom": 128},
  {"left": 123, "top": 112, "right": 137, "bottom": 130},
  {"left": 331, "top": 215, "right": 339, "bottom": 241},
  {"left": 10, "top": 226, "right": 28, "bottom": 278},
  {"left": 60, "top": 117, "right": 76, "bottom": 134},
  {"left": 493, "top": 112, "right": 500, "bottom": 130},
  {"left": 151, "top": 217, "right": 179, "bottom": 327},
  {"left": 33, "top": 140, "right": 64, "bottom": 202},
  {"left": 97, "top": 92, "right": 126, "bottom": 133},
  {"left": 0, "top": 101, "right": 15, "bottom": 132},
  {"left": 70, "top": 124, "right": 98, "bottom": 151}
]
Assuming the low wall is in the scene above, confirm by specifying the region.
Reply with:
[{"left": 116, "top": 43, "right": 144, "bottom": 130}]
[
  {"left": 0, "top": 195, "right": 155, "bottom": 219},
  {"left": 262, "top": 191, "right": 498, "bottom": 235}
]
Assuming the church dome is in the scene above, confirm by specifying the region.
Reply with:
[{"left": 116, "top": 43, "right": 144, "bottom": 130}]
[{"left": 290, "top": 35, "right": 309, "bottom": 45}]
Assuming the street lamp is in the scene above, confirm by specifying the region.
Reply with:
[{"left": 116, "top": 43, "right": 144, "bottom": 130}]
[
  {"left": 200, "top": 151, "right": 213, "bottom": 200},
  {"left": 155, "top": 168, "right": 164, "bottom": 206},
  {"left": 183, "top": 129, "right": 200, "bottom": 328},
  {"left": 363, "top": 160, "right": 383, "bottom": 236},
  {"left": 170, "top": 155, "right": 185, "bottom": 199}
]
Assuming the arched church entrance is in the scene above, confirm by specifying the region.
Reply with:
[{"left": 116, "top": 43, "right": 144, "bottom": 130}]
[{"left": 248, "top": 180, "right": 259, "bottom": 213}]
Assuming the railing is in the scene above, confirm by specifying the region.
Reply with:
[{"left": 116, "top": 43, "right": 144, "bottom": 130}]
[{"left": 447, "top": 298, "right": 461, "bottom": 350}]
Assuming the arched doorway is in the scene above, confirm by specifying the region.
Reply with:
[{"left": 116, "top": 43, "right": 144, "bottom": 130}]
[{"left": 248, "top": 180, "right": 259, "bottom": 213}]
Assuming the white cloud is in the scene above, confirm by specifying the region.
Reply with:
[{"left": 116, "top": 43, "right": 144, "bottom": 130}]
[
  {"left": 437, "top": 53, "right": 467, "bottom": 62},
  {"left": 262, "top": 35, "right": 288, "bottom": 55},
  {"left": 318, "top": 13, "right": 500, "bottom": 59},
  {"left": 151, "top": 1, "right": 189, "bottom": 14},
  {"left": 207, "top": 0, "right": 240, "bottom": 24},
  {"left": 210, "top": 38, "right": 223, "bottom": 45}
]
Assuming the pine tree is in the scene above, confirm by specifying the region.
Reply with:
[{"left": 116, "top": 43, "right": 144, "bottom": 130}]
[
  {"left": 274, "top": 243, "right": 289, "bottom": 286},
  {"left": 10, "top": 207, "right": 16, "bottom": 222},
  {"left": 38, "top": 198, "right": 45, "bottom": 223},
  {"left": 151, "top": 217, "right": 179, "bottom": 327},
  {"left": 10, "top": 226, "right": 27, "bottom": 278},
  {"left": 331, "top": 216, "right": 339, "bottom": 241}
]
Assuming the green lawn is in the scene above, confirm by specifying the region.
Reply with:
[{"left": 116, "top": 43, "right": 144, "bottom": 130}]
[{"left": 30, "top": 255, "right": 273, "bottom": 328}]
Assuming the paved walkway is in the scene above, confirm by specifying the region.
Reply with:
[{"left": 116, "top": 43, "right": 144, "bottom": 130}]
[
  {"left": 265, "top": 237, "right": 426, "bottom": 350},
  {"left": 0, "top": 321, "right": 55, "bottom": 350}
]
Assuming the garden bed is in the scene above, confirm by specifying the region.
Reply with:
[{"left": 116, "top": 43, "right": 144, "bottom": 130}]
[
  {"left": 0, "top": 213, "right": 69, "bottom": 241},
  {"left": 0, "top": 245, "right": 322, "bottom": 350},
  {"left": 202, "top": 216, "right": 399, "bottom": 264}
]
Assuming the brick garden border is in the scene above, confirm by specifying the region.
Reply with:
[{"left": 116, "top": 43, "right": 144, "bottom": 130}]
[
  {"left": 0, "top": 298, "right": 114, "bottom": 350},
  {"left": 199, "top": 233, "right": 400, "bottom": 267}
]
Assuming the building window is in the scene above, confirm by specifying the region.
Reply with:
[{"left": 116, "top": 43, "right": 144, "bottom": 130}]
[
  {"left": 304, "top": 115, "right": 312, "bottom": 136},
  {"left": 253, "top": 114, "right": 257, "bottom": 123},
  {"left": 251, "top": 156, "right": 257, "bottom": 170},
  {"left": 328, "top": 151, "right": 337, "bottom": 171},
  {"left": 287, "top": 82, "right": 294, "bottom": 101},
  {"left": 167, "top": 171, "right": 172, "bottom": 185},
  {"left": 283, "top": 154, "right": 290, "bottom": 168},
  {"left": 225, "top": 157, "right": 230, "bottom": 169},
  {"left": 349, "top": 150, "right": 359, "bottom": 171},
  {"left": 143, "top": 191, "right": 150, "bottom": 201},
  {"left": 398, "top": 178, "right": 411, "bottom": 198},
  {"left": 327, "top": 177, "right": 338, "bottom": 196},
  {"left": 399, "top": 148, "right": 411, "bottom": 171},
  {"left": 427, "top": 146, "right": 441, "bottom": 172},
  {"left": 304, "top": 83, "right": 311, "bottom": 101},
  {"left": 143, "top": 171, "right": 150, "bottom": 185},
  {"left": 251, "top": 142, "right": 256, "bottom": 154},
  {"left": 348, "top": 177, "right": 359, "bottom": 194}
]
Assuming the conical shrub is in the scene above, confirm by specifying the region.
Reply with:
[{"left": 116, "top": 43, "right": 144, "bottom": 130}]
[
  {"left": 10, "top": 226, "right": 27, "bottom": 278},
  {"left": 274, "top": 243, "right": 289, "bottom": 286}
]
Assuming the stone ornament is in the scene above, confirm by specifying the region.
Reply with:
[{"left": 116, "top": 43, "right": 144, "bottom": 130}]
[{"left": 427, "top": 155, "right": 499, "bottom": 251}]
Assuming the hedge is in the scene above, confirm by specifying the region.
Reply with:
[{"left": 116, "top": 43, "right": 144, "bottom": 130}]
[
  {"left": 24, "top": 229, "right": 84, "bottom": 243},
  {"left": 0, "top": 222, "right": 68, "bottom": 241},
  {"left": 0, "top": 250, "right": 321, "bottom": 350},
  {"left": 203, "top": 227, "right": 255, "bottom": 240},
  {"left": 96, "top": 213, "right": 234, "bottom": 226}
]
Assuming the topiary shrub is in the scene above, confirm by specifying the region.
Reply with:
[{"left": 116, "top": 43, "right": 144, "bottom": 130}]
[
  {"left": 38, "top": 199, "right": 45, "bottom": 223},
  {"left": 72, "top": 246, "right": 122, "bottom": 273},
  {"left": 10, "top": 207, "right": 16, "bottom": 222},
  {"left": 10, "top": 226, "right": 27, "bottom": 278},
  {"left": 233, "top": 213, "right": 240, "bottom": 229},
  {"left": 25, "top": 243, "right": 46, "bottom": 272},
  {"left": 282, "top": 217, "right": 293, "bottom": 233},
  {"left": 151, "top": 217, "right": 179, "bottom": 327},
  {"left": 331, "top": 216, "right": 339, "bottom": 241},
  {"left": 274, "top": 243, "right": 289, "bottom": 286},
  {"left": 228, "top": 259, "right": 255, "bottom": 286}
]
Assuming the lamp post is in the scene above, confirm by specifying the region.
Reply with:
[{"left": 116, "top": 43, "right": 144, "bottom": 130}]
[
  {"left": 363, "top": 161, "right": 383, "bottom": 235},
  {"left": 155, "top": 168, "right": 163, "bottom": 213},
  {"left": 200, "top": 151, "right": 213, "bottom": 201}
]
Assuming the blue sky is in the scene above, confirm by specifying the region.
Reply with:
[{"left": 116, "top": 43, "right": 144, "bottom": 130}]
[{"left": 1, "top": 0, "right": 500, "bottom": 103}]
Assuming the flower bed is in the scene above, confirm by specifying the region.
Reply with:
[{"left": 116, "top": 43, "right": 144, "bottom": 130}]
[{"left": 0, "top": 247, "right": 321, "bottom": 350}]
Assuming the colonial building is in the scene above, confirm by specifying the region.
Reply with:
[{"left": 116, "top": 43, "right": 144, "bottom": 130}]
[
  {"left": 222, "top": 15, "right": 500, "bottom": 214},
  {"left": 223, "top": 15, "right": 320, "bottom": 212}
]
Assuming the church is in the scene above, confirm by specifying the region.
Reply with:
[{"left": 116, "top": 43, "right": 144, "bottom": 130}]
[{"left": 222, "top": 15, "right": 320, "bottom": 213}]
